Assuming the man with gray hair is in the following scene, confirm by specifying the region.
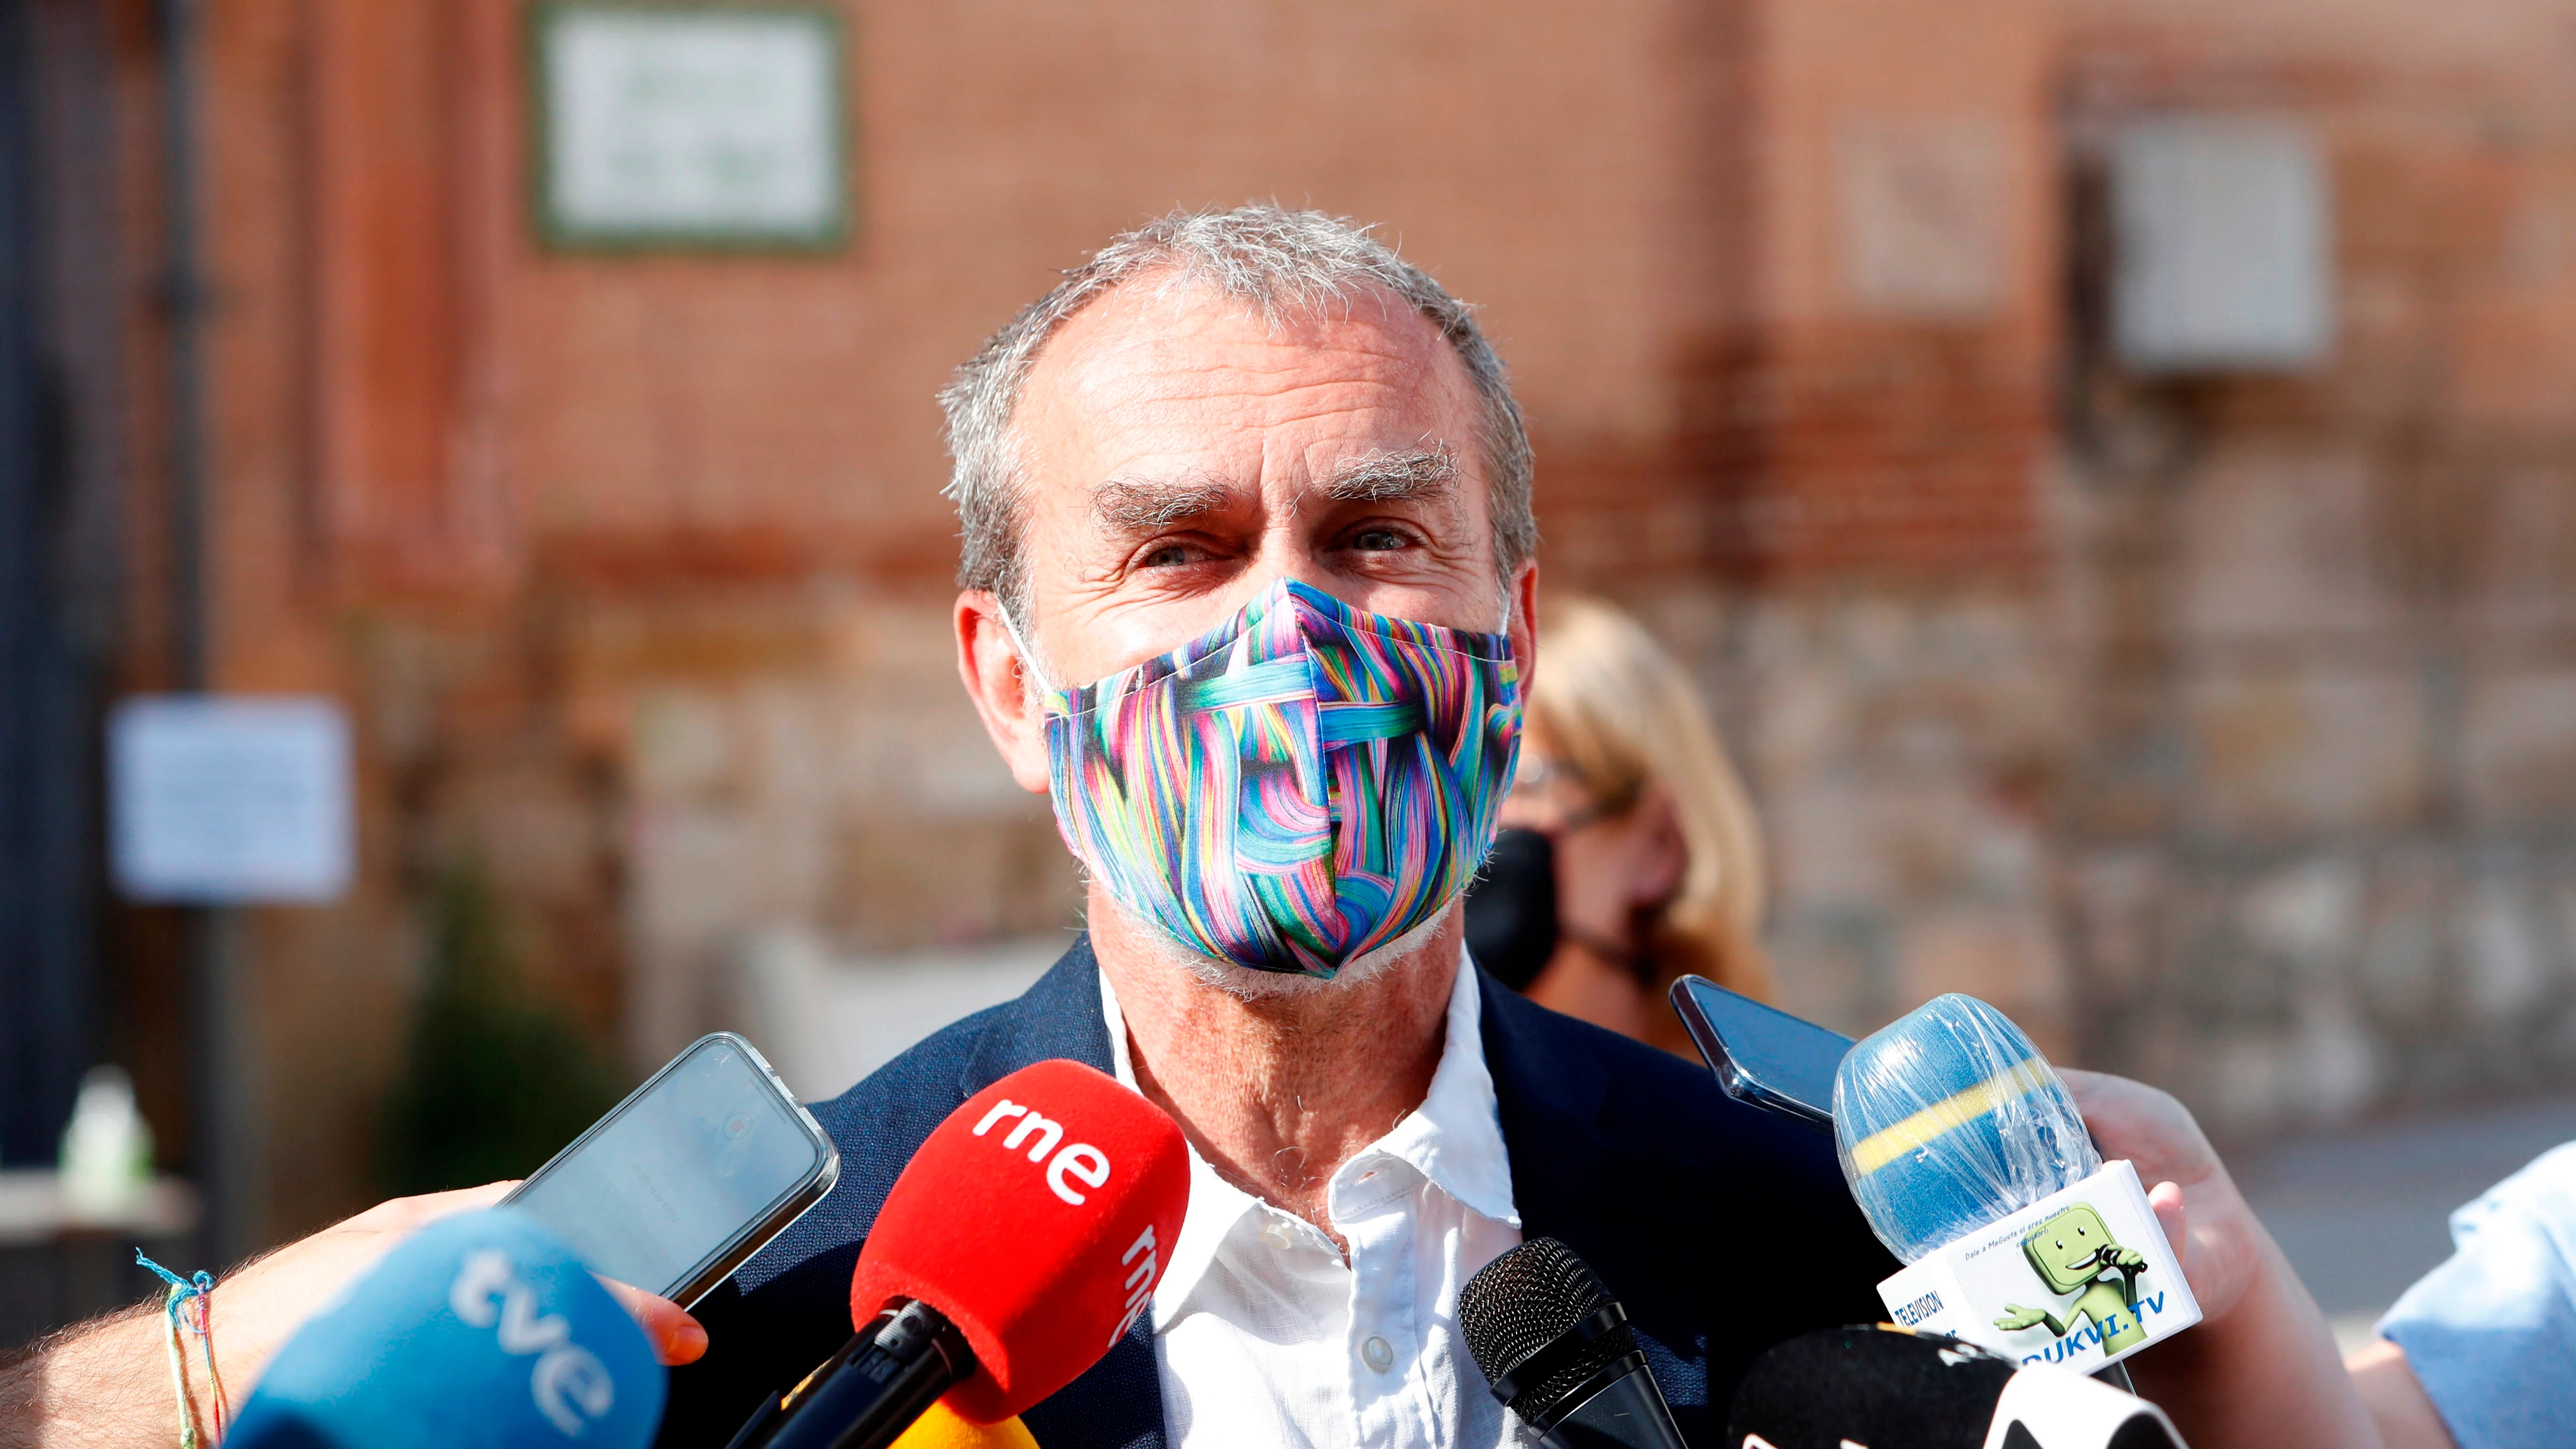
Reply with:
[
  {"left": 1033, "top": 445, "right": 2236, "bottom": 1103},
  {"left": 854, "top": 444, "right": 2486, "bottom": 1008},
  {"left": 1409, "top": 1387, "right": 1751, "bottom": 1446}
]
[
  {"left": 6, "top": 201, "right": 1886, "bottom": 1449},
  {"left": 653, "top": 204, "right": 1896, "bottom": 1447}
]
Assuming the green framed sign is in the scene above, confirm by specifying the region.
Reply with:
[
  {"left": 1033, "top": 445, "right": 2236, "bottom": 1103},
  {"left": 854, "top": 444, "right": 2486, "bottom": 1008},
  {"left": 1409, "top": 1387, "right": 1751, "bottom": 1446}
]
[{"left": 530, "top": 2, "right": 850, "bottom": 251}]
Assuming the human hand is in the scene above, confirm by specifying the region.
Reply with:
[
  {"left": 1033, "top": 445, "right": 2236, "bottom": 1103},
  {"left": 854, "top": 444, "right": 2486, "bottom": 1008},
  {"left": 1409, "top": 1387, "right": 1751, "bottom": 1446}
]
[
  {"left": 0, "top": 1183, "right": 709, "bottom": 1449},
  {"left": 2061, "top": 1069, "right": 2379, "bottom": 1449},
  {"left": 207, "top": 1183, "right": 705, "bottom": 1398},
  {"left": 202, "top": 1182, "right": 521, "bottom": 1396},
  {"left": 2059, "top": 1067, "right": 2268, "bottom": 1326}
]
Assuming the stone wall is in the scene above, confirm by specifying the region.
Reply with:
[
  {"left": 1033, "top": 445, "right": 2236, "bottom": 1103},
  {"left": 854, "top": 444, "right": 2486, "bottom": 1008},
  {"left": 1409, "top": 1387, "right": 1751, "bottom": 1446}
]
[{"left": 2038, "top": 1, "right": 2576, "bottom": 1135}]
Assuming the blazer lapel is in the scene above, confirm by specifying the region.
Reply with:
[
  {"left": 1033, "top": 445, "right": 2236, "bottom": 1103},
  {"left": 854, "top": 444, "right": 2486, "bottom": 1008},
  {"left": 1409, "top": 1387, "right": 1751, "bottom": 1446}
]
[
  {"left": 1478, "top": 969, "right": 1715, "bottom": 1416},
  {"left": 960, "top": 934, "right": 1120, "bottom": 1090}
]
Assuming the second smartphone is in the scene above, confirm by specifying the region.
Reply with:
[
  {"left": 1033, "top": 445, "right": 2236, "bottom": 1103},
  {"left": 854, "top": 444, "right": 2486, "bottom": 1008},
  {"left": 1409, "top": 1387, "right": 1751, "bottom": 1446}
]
[{"left": 504, "top": 1032, "right": 839, "bottom": 1309}]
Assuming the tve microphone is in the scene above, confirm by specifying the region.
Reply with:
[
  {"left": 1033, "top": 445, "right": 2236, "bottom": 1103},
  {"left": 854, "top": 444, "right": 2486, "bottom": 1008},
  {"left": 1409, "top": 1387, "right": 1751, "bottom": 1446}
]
[
  {"left": 1457, "top": 1237, "right": 1689, "bottom": 1449},
  {"left": 1832, "top": 996, "right": 2199, "bottom": 1372},
  {"left": 733, "top": 1059, "right": 1190, "bottom": 1449},
  {"left": 226, "top": 1208, "right": 665, "bottom": 1449},
  {"left": 1724, "top": 1325, "right": 2187, "bottom": 1449}
]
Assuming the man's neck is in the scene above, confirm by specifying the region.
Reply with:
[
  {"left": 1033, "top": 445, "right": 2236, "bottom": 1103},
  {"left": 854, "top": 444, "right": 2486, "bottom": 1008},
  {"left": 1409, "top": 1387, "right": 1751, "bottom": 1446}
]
[{"left": 1091, "top": 888, "right": 1458, "bottom": 1240}]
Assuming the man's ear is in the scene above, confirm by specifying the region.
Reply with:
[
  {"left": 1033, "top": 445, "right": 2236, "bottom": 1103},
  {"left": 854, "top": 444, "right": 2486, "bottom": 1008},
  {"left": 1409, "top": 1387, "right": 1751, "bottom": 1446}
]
[
  {"left": 1508, "top": 559, "right": 1539, "bottom": 683},
  {"left": 954, "top": 590, "right": 1053, "bottom": 795}
]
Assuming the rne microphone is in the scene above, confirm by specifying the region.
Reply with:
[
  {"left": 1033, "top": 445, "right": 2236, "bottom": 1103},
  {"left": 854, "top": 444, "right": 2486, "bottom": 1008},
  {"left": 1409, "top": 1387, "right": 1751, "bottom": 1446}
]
[
  {"left": 1832, "top": 996, "right": 2199, "bottom": 1373},
  {"left": 1457, "top": 1237, "right": 1689, "bottom": 1449},
  {"left": 1725, "top": 1324, "right": 2187, "bottom": 1449},
  {"left": 226, "top": 1208, "right": 666, "bottom": 1449},
  {"left": 730, "top": 1058, "right": 1190, "bottom": 1449}
]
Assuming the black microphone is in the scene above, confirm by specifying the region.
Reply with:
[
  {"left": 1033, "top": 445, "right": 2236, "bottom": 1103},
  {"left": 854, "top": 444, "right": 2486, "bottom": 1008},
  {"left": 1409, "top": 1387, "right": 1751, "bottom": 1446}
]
[
  {"left": 1457, "top": 1237, "right": 1690, "bottom": 1449},
  {"left": 1725, "top": 1324, "right": 2187, "bottom": 1449},
  {"left": 733, "top": 1301, "right": 975, "bottom": 1449}
]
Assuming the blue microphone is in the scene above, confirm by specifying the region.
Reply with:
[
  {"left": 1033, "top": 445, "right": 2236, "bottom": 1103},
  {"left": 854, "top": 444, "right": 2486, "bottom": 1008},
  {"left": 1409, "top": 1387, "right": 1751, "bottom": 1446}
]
[
  {"left": 227, "top": 1208, "right": 666, "bottom": 1449},
  {"left": 1830, "top": 993, "right": 2099, "bottom": 1264}
]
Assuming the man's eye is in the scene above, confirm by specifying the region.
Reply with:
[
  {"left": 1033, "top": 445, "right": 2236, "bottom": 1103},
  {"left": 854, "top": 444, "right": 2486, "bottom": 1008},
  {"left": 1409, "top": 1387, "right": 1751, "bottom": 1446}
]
[
  {"left": 1349, "top": 527, "right": 1410, "bottom": 552},
  {"left": 1140, "top": 543, "right": 1197, "bottom": 568}
]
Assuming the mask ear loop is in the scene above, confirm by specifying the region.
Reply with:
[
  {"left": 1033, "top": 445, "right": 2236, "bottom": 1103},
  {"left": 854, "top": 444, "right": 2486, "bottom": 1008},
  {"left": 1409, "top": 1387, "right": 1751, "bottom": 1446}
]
[{"left": 995, "top": 602, "right": 1061, "bottom": 700}]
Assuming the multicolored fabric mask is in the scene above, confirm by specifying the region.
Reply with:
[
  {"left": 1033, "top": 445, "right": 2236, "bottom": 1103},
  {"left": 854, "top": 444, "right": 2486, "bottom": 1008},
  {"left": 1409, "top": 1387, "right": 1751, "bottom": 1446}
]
[{"left": 1041, "top": 579, "right": 1522, "bottom": 979}]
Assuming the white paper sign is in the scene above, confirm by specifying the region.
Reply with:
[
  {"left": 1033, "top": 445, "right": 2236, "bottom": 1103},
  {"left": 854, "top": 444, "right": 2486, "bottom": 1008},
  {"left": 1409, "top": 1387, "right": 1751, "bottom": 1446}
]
[
  {"left": 2111, "top": 116, "right": 2334, "bottom": 372},
  {"left": 539, "top": 5, "right": 844, "bottom": 245},
  {"left": 110, "top": 696, "right": 354, "bottom": 904}
]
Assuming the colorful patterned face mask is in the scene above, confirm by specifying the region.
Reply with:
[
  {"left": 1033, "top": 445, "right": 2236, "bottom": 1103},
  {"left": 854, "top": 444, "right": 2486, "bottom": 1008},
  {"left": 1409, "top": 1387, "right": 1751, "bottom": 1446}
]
[{"left": 1040, "top": 578, "right": 1522, "bottom": 979}]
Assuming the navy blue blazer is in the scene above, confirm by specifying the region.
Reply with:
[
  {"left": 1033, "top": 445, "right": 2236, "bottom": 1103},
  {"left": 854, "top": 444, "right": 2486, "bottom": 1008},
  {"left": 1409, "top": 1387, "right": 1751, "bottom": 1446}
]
[{"left": 657, "top": 938, "right": 1896, "bottom": 1448}]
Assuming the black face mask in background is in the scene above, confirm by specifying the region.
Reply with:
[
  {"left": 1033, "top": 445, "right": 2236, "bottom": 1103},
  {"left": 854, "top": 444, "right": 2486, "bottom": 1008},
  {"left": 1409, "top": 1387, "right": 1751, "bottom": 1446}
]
[{"left": 1461, "top": 827, "right": 1560, "bottom": 992}]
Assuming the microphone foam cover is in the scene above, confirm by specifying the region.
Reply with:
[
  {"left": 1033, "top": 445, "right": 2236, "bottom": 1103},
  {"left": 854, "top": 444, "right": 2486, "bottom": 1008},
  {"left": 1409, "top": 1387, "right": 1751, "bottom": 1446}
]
[
  {"left": 226, "top": 1208, "right": 665, "bottom": 1449},
  {"left": 1831, "top": 993, "right": 2099, "bottom": 1263},
  {"left": 1726, "top": 1325, "right": 2015, "bottom": 1449},
  {"left": 852, "top": 1058, "right": 1190, "bottom": 1423}
]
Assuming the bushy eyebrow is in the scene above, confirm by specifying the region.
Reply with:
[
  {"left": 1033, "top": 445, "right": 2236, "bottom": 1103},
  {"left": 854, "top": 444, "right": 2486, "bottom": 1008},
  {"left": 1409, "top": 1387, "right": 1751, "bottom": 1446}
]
[
  {"left": 1090, "top": 475, "right": 1236, "bottom": 534},
  {"left": 1088, "top": 446, "right": 1458, "bottom": 537},
  {"left": 1319, "top": 445, "right": 1458, "bottom": 504}
]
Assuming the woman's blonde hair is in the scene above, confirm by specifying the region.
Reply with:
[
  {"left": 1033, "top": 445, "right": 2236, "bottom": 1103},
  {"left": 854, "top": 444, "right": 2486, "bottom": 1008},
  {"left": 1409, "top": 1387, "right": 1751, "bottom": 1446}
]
[{"left": 1528, "top": 596, "right": 1775, "bottom": 1004}]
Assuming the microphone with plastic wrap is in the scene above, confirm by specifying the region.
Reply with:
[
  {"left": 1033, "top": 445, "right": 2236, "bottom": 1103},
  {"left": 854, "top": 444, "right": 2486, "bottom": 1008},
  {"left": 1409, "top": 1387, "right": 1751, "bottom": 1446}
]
[
  {"left": 225, "top": 1207, "right": 667, "bottom": 1449},
  {"left": 1457, "top": 1236, "right": 1689, "bottom": 1449},
  {"left": 1725, "top": 1324, "right": 2187, "bottom": 1449},
  {"left": 1832, "top": 995, "right": 2199, "bottom": 1377},
  {"left": 728, "top": 1058, "right": 1191, "bottom": 1449}
]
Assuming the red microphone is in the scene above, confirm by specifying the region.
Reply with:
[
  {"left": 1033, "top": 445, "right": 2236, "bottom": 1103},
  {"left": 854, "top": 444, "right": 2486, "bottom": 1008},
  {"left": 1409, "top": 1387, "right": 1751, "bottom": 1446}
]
[{"left": 730, "top": 1060, "right": 1191, "bottom": 1449}]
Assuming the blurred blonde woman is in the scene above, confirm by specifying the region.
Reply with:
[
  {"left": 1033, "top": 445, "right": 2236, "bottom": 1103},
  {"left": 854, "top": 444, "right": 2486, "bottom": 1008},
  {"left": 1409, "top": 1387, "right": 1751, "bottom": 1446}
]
[{"left": 1470, "top": 596, "right": 1773, "bottom": 1053}]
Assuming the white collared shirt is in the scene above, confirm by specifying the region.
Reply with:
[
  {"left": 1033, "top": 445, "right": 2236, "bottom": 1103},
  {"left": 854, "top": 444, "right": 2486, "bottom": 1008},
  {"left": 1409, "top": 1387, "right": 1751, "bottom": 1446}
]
[{"left": 1100, "top": 958, "right": 1537, "bottom": 1449}]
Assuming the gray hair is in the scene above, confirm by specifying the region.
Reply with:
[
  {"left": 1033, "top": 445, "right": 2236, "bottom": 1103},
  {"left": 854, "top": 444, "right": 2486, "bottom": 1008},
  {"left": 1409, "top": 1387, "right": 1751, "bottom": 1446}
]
[{"left": 938, "top": 205, "right": 1537, "bottom": 620}]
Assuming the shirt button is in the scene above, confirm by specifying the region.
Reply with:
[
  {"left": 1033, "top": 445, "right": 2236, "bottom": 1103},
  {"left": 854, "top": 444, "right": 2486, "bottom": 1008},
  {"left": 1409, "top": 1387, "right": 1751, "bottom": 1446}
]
[
  {"left": 1361, "top": 1335, "right": 1395, "bottom": 1372},
  {"left": 1257, "top": 1221, "right": 1293, "bottom": 1250}
]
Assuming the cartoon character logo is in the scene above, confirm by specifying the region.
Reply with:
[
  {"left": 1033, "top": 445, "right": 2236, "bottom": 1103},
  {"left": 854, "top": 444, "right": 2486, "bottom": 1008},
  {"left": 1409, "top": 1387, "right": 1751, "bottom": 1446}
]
[{"left": 1992, "top": 1203, "right": 2148, "bottom": 1354}]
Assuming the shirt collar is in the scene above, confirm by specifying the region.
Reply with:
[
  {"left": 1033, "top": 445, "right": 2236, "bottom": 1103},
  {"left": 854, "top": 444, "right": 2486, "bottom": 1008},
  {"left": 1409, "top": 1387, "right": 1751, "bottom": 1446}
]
[
  {"left": 1097, "top": 950, "right": 1520, "bottom": 1328},
  {"left": 1358, "top": 952, "right": 1519, "bottom": 1225}
]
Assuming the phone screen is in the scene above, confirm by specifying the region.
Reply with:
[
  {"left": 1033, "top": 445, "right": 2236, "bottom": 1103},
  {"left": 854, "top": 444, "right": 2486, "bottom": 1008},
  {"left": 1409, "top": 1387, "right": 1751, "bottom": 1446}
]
[
  {"left": 507, "top": 1035, "right": 831, "bottom": 1302},
  {"left": 1672, "top": 976, "right": 1853, "bottom": 1125}
]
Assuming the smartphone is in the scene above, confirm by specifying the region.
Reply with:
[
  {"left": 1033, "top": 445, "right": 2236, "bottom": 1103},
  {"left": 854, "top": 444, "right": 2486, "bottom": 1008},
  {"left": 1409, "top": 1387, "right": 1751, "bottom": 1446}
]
[
  {"left": 1669, "top": 975, "right": 1853, "bottom": 1130},
  {"left": 503, "top": 1032, "right": 838, "bottom": 1309}
]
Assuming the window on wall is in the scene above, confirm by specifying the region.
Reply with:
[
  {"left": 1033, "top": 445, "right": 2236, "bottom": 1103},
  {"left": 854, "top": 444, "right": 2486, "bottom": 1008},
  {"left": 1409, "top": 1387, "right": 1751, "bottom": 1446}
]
[
  {"left": 532, "top": 3, "right": 849, "bottom": 250},
  {"left": 2109, "top": 116, "right": 2334, "bottom": 373}
]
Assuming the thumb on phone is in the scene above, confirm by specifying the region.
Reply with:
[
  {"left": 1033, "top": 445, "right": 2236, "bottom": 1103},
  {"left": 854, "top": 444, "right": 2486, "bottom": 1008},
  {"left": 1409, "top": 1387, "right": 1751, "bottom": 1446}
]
[{"left": 597, "top": 1277, "right": 709, "bottom": 1365}]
